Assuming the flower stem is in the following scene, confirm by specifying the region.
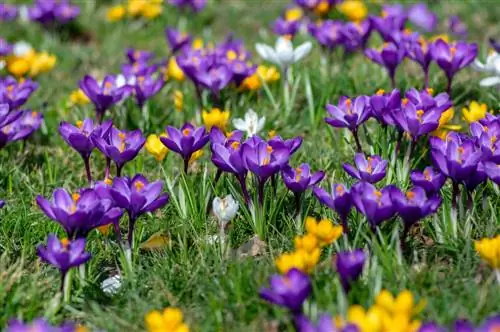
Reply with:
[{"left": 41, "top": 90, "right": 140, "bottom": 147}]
[
  {"left": 495, "top": 270, "right": 500, "bottom": 285},
  {"left": 62, "top": 270, "right": 72, "bottom": 303},
  {"left": 127, "top": 215, "right": 136, "bottom": 250},
  {"left": 451, "top": 182, "right": 460, "bottom": 238},
  {"left": 183, "top": 158, "right": 189, "bottom": 174},
  {"left": 258, "top": 180, "right": 265, "bottom": 207},
  {"left": 237, "top": 174, "right": 250, "bottom": 204},
  {"left": 424, "top": 68, "right": 430, "bottom": 89},
  {"left": 446, "top": 77, "right": 453, "bottom": 95},
  {"left": 83, "top": 157, "right": 92, "bottom": 187},
  {"left": 352, "top": 129, "right": 363, "bottom": 153},
  {"left": 294, "top": 192, "right": 302, "bottom": 217},
  {"left": 341, "top": 217, "right": 349, "bottom": 234},
  {"left": 105, "top": 157, "right": 111, "bottom": 180},
  {"left": 116, "top": 164, "right": 123, "bottom": 177}
]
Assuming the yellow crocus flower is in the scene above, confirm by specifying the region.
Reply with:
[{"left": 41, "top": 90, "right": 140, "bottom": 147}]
[
  {"left": 145, "top": 307, "right": 189, "bottom": 332},
  {"left": 475, "top": 235, "right": 500, "bottom": 269},
  {"left": 305, "top": 216, "right": 343, "bottom": 247},
  {"left": 275, "top": 251, "right": 306, "bottom": 274},
  {"left": 166, "top": 57, "right": 185, "bottom": 82},
  {"left": 337, "top": 0, "right": 368, "bottom": 22},
  {"left": 314, "top": 0, "right": 331, "bottom": 16},
  {"left": 69, "top": 89, "right": 90, "bottom": 106},
  {"left": 142, "top": 4, "right": 162, "bottom": 19},
  {"left": 431, "top": 108, "right": 462, "bottom": 139},
  {"left": 189, "top": 150, "right": 203, "bottom": 164},
  {"left": 127, "top": 0, "right": 146, "bottom": 17},
  {"left": 106, "top": 5, "right": 126, "bottom": 22},
  {"left": 29, "top": 52, "right": 56, "bottom": 76},
  {"left": 202, "top": 108, "right": 230, "bottom": 130},
  {"left": 462, "top": 101, "right": 488, "bottom": 124},
  {"left": 285, "top": 7, "right": 303, "bottom": 22},
  {"left": 7, "top": 58, "right": 30, "bottom": 77},
  {"left": 294, "top": 233, "right": 319, "bottom": 253},
  {"left": 145, "top": 134, "right": 168, "bottom": 161}
]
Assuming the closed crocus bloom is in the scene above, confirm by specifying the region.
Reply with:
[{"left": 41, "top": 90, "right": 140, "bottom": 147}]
[
  {"left": 304, "top": 216, "right": 343, "bottom": 246},
  {"left": 133, "top": 74, "right": 164, "bottom": 108},
  {"left": 160, "top": 123, "right": 209, "bottom": 173},
  {"left": 337, "top": 0, "right": 367, "bottom": 22},
  {"left": 340, "top": 20, "right": 372, "bottom": 53},
  {"left": 212, "top": 194, "right": 239, "bottom": 227},
  {"left": 484, "top": 161, "right": 500, "bottom": 185},
  {"left": 462, "top": 101, "right": 488, "bottom": 124},
  {"left": 430, "top": 133, "right": 483, "bottom": 183},
  {"left": 308, "top": 20, "right": 345, "bottom": 50},
  {"left": 37, "top": 235, "right": 91, "bottom": 274},
  {"left": 165, "top": 28, "right": 191, "bottom": 54},
  {"left": 106, "top": 5, "right": 126, "bottom": 22},
  {"left": 312, "top": 184, "right": 352, "bottom": 233},
  {"left": 352, "top": 182, "right": 396, "bottom": 230},
  {"left": 145, "top": 134, "right": 168, "bottom": 161},
  {"left": 202, "top": 108, "right": 230, "bottom": 130},
  {"left": 390, "top": 186, "right": 441, "bottom": 238},
  {"left": 365, "top": 42, "right": 406, "bottom": 88},
  {"left": 59, "top": 119, "right": 112, "bottom": 160},
  {"left": 431, "top": 39, "right": 478, "bottom": 93},
  {"left": 410, "top": 167, "right": 446, "bottom": 195},
  {"left": 166, "top": 58, "right": 185, "bottom": 81},
  {"left": 273, "top": 17, "right": 300, "bottom": 37},
  {"left": 145, "top": 307, "right": 189, "bottom": 332},
  {"left": 344, "top": 153, "right": 388, "bottom": 183},
  {"left": 93, "top": 126, "right": 146, "bottom": 176},
  {"left": 259, "top": 268, "right": 312, "bottom": 314},
  {"left": 281, "top": 163, "right": 324, "bottom": 194},
  {"left": 36, "top": 188, "right": 123, "bottom": 239},
  {"left": 335, "top": 249, "right": 365, "bottom": 293},
  {"left": 233, "top": 109, "right": 265, "bottom": 137},
  {"left": 370, "top": 89, "right": 401, "bottom": 126}
]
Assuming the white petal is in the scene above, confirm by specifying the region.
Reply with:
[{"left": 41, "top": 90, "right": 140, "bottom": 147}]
[
  {"left": 479, "top": 76, "right": 500, "bottom": 87},
  {"left": 256, "top": 43, "right": 280, "bottom": 65},
  {"left": 293, "top": 42, "right": 312, "bottom": 63},
  {"left": 13, "top": 41, "right": 33, "bottom": 57},
  {"left": 256, "top": 117, "right": 266, "bottom": 132},
  {"left": 233, "top": 118, "right": 247, "bottom": 131},
  {"left": 101, "top": 275, "right": 122, "bottom": 295},
  {"left": 275, "top": 37, "right": 294, "bottom": 66},
  {"left": 245, "top": 109, "right": 258, "bottom": 122},
  {"left": 115, "top": 75, "right": 126, "bottom": 88}
]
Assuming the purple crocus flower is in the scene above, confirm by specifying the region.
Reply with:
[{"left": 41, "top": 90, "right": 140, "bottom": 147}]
[
  {"left": 340, "top": 20, "right": 372, "bottom": 53},
  {"left": 269, "top": 135, "right": 303, "bottom": 156},
  {"left": 0, "top": 38, "right": 12, "bottom": 56},
  {"left": 477, "top": 314, "right": 500, "bottom": 332},
  {"left": 390, "top": 186, "right": 441, "bottom": 242},
  {"left": 259, "top": 268, "right": 311, "bottom": 314},
  {"left": 308, "top": 20, "right": 344, "bottom": 50},
  {"left": 343, "top": 153, "right": 388, "bottom": 183},
  {"left": 36, "top": 188, "right": 123, "bottom": 239},
  {"left": 0, "top": 76, "right": 39, "bottom": 110},
  {"left": 194, "top": 64, "right": 233, "bottom": 96},
  {"left": 59, "top": 119, "right": 112, "bottom": 185},
  {"left": 273, "top": 17, "right": 300, "bottom": 37},
  {"left": 242, "top": 136, "right": 290, "bottom": 204},
  {"left": 110, "top": 174, "right": 169, "bottom": 248},
  {"left": 484, "top": 161, "right": 500, "bottom": 185},
  {"left": 313, "top": 183, "right": 352, "bottom": 233},
  {"left": 28, "top": 0, "right": 79, "bottom": 25},
  {"left": 93, "top": 126, "right": 145, "bottom": 176},
  {"left": 430, "top": 133, "right": 483, "bottom": 183},
  {"left": 165, "top": 28, "right": 192, "bottom": 54},
  {"left": 453, "top": 319, "right": 474, "bottom": 332},
  {"left": 295, "top": 314, "right": 357, "bottom": 332},
  {"left": 352, "top": 182, "right": 395, "bottom": 230},
  {"left": 125, "top": 48, "right": 155, "bottom": 64},
  {"left": 410, "top": 167, "right": 446, "bottom": 195},
  {"left": 161, "top": 123, "right": 209, "bottom": 173},
  {"left": 448, "top": 16, "right": 468, "bottom": 38},
  {"left": 369, "top": 88, "right": 401, "bottom": 126},
  {"left": 176, "top": 49, "right": 209, "bottom": 86},
  {"left": 168, "top": 0, "right": 207, "bottom": 12},
  {"left": 392, "top": 99, "right": 442, "bottom": 141},
  {"left": 133, "top": 74, "right": 165, "bottom": 108},
  {"left": 282, "top": 163, "right": 324, "bottom": 194},
  {"left": 79, "top": 74, "right": 130, "bottom": 123},
  {"left": 335, "top": 249, "right": 366, "bottom": 293},
  {"left": 228, "top": 60, "right": 257, "bottom": 86},
  {"left": 407, "top": 3, "right": 437, "bottom": 32},
  {"left": 325, "top": 96, "right": 370, "bottom": 152},
  {"left": 370, "top": 11, "right": 407, "bottom": 43},
  {"left": 431, "top": 39, "right": 478, "bottom": 93},
  {"left": 418, "top": 323, "right": 445, "bottom": 332},
  {"left": 37, "top": 234, "right": 91, "bottom": 292},
  {"left": 0, "top": 103, "right": 21, "bottom": 149},
  {"left": 0, "top": 3, "right": 17, "bottom": 21},
  {"left": 1, "top": 110, "right": 43, "bottom": 146},
  {"left": 7, "top": 318, "right": 75, "bottom": 332},
  {"left": 405, "top": 88, "right": 452, "bottom": 114},
  {"left": 464, "top": 162, "right": 487, "bottom": 192},
  {"left": 470, "top": 121, "right": 500, "bottom": 163},
  {"left": 54, "top": 0, "right": 80, "bottom": 24},
  {"left": 365, "top": 42, "right": 406, "bottom": 88},
  {"left": 406, "top": 36, "right": 434, "bottom": 88}
]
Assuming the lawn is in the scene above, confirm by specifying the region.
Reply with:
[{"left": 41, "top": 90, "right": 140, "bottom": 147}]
[{"left": 0, "top": 0, "right": 500, "bottom": 331}]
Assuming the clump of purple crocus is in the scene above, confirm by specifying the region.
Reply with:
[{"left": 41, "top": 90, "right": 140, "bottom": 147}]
[
  {"left": 308, "top": 20, "right": 344, "bottom": 50},
  {"left": 343, "top": 153, "right": 388, "bottom": 184},
  {"left": 365, "top": 42, "right": 406, "bottom": 88},
  {"left": 431, "top": 39, "right": 478, "bottom": 94},
  {"left": 325, "top": 95, "right": 370, "bottom": 152},
  {"left": 161, "top": 122, "right": 209, "bottom": 173},
  {"left": 313, "top": 183, "right": 352, "bottom": 233},
  {"left": 340, "top": 20, "right": 372, "bottom": 53},
  {"left": 282, "top": 163, "right": 324, "bottom": 214},
  {"left": 28, "top": 0, "right": 80, "bottom": 26},
  {"left": 36, "top": 188, "right": 123, "bottom": 239},
  {"left": 335, "top": 249, "right": 366, "bottom": 293},
  {"left": 259, "top": 268, "right": 311, "bottom": 315},
  {"left": 37, "top": 234, "right": 91, "bottom": 292},
  {"left": 79, "top": 74, "right": 130, "bottom": 123},
  {"left": 0, "top": 76, "right": 39, "bottom": 110},
  {"left": 110, "top": 174, "right": 169, "bottom": 249},
  {"left": 0, "top": 3, "right": 18, "bottom": 21},
  {"left": 352, "top": 182, "right": 396, "bottom": 231},
  {"left": 93, "top": 126, "right": 146, "bottom": 176},
  {"left": 7, "top": 318, "right": 75, "bottom": 332},
  {"left": 59, "top": 119, "right": 112, "bottom": 185},
  {"left": 0, "top": 109, "right": 43, "bottom": 149}
]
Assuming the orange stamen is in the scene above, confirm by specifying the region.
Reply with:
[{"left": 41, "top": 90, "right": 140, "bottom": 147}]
[
  {"left": 134, "top": 181, "right": 145, "bottom": 191},
  {"left": 182, "top": 128, "right": 191, "bottom": 136},
  {"left": 376, "top": 89, "right": 385, "bottom": 96},
  {"left": 76, "top": 120, "right": 83, "bottom": 129},
  {"left": 230, "top": 141, "right": 240, "bottom": 150},
  {"left": 406, "top": 191, "right": 415, "bottom": 200},
  {"left": 61, "top": 238, "right": 70, "bottom": 249}
]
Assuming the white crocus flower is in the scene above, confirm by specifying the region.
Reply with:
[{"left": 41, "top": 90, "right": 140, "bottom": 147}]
[
  {"left": 472, "top": 50, "right": 500, "bottom": 87},
  {"left": 255, "top": 37, "right": 312, "bottom": 70},
  {"left": 213, "top": 194, "right": 239, "bottom": 228},
  {"left": 13, "top": 41, "right": 33, "bottom": 57},
  {"left": 232, "top": 109, "right": 265, "bottom": 137}
]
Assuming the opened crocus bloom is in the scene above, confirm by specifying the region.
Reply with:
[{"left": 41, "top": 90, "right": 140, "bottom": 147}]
[
  {"left": 37, "top": 234, "right": 91, "bottom": 274},
  {"left": 335, "top": 249, "right": 366, "bottom": 293},
  {"left": 313, "top": 184, "right": 352, "bottom": 233},
  {"left": 343, "top": 153, "right": 388, "bottom": 183},
  {"left": 351, "top": 182, "right": 395, "bottom": 230},
  {"left": 410, "top": 167, "right": 446, "bottom": 196},
  {"left": 255, "top": 36, "right": 312, "bottom": 70}
]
